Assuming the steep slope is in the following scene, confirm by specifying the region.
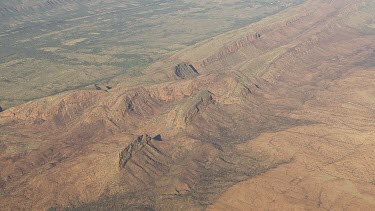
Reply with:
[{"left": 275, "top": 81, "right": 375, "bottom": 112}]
[
  {"left": 0, "top": 0, "right": 374, "bottom": 210},
  {"left": 174, "top": 63, "right": 200, "bottom": 79}
]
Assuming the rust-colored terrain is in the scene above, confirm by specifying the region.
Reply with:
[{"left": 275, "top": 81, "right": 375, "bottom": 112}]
[{"left": 1, "top": 0, "right": 375, "bottom": 210}]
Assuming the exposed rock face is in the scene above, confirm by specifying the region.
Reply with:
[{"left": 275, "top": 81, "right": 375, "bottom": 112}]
[
  {"left": 117, "top": 134, "right": 171, "bottom": 189},
  {"left": 119, "top": 134, "right": 155, "bottom": 169},
  {"left": 0, "top": 90, "right": 102, "bottom": 124},
  {"left": 94, "top": 84, "right": 102, "bottom": 90},
  {"left": 119, "top": 88, "right": 162, "bottom": 117},
  {"left": 1, "top": 0, "right": 375, "bottom": 210},
  {"left": 202, "top": 32, "right": 261, "bottom": 67},
  {"left": 173, "top": 90, "right": 214, "bottom": 128},
  {"left": 175, "top": 63, "right": 200, "bottom": 79},
  {"left": 153, "top": 134, "right": 162, "bottom": 141}
]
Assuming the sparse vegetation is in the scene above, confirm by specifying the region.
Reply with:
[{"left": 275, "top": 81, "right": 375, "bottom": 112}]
[
  {"left": 0, "top": 0, "right": 303, "bottom": 109},
  {"left": 0, "top": 0, "right": 374, "bottom": 210}
]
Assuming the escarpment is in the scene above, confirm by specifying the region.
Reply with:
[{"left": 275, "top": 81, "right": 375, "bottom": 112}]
[
  {"left": 172, "top": 90, "right": 215, "bottom": 129},
  {"left": 118, "top": 134, "right": 170, "bottom": 187},
  {"left": 119, "top": 134, "right": 153, "bottom": 169},
  {"left": 201, "top": 32, "right": 262, "bottom": 67},
  {"left": 1, "top": 0, "right": 375, "bottom": 210},
  {"left": 0, "top": 90, "right": 103, "bottom": 125},
  {"left": 106, "top": 87, "right": 163, "bottom": 118},
  {"left": 174, "top": 63, "right": 200, "bottom": 79},
  {"left": 194, "top": 0, "right": 358, "bottom": 75}
]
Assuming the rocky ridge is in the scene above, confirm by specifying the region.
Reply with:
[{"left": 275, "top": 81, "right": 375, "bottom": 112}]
[{"left": 0, "top": 0, "right": 374, "bottom": 210}]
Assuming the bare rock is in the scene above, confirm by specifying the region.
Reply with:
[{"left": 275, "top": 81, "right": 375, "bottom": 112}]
[
  {"left": 153, "top": 134, "right": 162, "bottom": 141},
  {"left": 94, "top": 84, "right": 102, "bottom": 90},
  {"left": 118, "top": 134, "right": 152, "bottom": 168},
  {"left": 175, "top": 63, "right": 200, "bottom": 79}
]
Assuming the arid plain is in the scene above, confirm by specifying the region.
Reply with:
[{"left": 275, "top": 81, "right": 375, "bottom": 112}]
[
  {"left": 0, "top": 0, "right": 375, "bottom": 210},
  {"left": 0, "top": 0, "right": 301, "bottom": 109}
]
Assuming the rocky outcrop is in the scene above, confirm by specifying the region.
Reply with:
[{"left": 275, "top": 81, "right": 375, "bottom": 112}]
[
  {"left": 153, "top": 134, "right": 162, "bottom": 141},
  {"left": 118, "top": 88, "right": 162, "bottom": 117},
  {"left": 0, "top": 106, "right": 3, "bottom": 112},
  {"left": 175, "top": 63, "right": 200, "bottom": 79},
  {"left": 202, "top": 32, "right": 261, "bottom": 67},
  {"left": 94, "top": 84, "right": 102, "bottom": 90},
  {"left": 0, "top": 90, "right": 102, "bottom": 125},
  {"left": 172, "top": 90, "right": 214, "bottom": 129},
  {"left": 118, "top": 134, "right": 170, "bottom": 187},
  {"left": 118, "top": 134, "right": 166, "bottom": 169},
  {"left": 119, "top": 135, "right": 153, "bottom": 168},
  {"left": 1, "top": 1, "right": 373, "bottom": 210}
]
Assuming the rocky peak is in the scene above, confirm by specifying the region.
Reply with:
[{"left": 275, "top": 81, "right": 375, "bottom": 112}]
[
  {"left": 118, "top": 134, "right": 153, "bottom": 169},
  {"left": 175, "top": 63, "right": 200, "bottom": 79},
  {"left": 172, "top": 90, "right": 215, "bottom": 129}
]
